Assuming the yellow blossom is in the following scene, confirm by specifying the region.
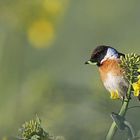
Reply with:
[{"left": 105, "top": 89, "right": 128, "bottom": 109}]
[
  {"left": 28, "top": 20, "right": 54, "bottom": 48},
  {"left": 44, "top": 0, "right": 67, "bottom": 16},
  {"left": 110, "top": 90, "right": 120, "bottom": 100},
  {"left": 138, "top": 75, "right": 140, "bottom": 79},
  {"left": 138, "top": 69, "right": 140, "bottom": 73},
  {"left": 132, "top": 79, "right": 140, "bottom": 97}
]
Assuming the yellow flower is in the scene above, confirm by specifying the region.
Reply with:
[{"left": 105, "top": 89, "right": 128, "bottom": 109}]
[
  {"left": 44, "top": 0, "right": 67, "bottom": 16},
  {"left": 28, "top": 20, "right": 54, "bottom": 48},
  {"left": 138, "top": 75, "right": 140, "bottom": 79},
  {"left": 110, "top": 90, "right": 120, "bottom": 100},
  {"left": 132, "top": 79, "right": 140, "bottom": 96},
  {"left": 138, "top": 69, "right": 140, "bottom": 73}
]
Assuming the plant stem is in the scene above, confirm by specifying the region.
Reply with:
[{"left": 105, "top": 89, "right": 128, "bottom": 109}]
[
  {"left": 124, "top": 120, "right": 136, "bottom": 138},
  {"left": 106, "top": 80, "right": 132, "bottom": 140}
]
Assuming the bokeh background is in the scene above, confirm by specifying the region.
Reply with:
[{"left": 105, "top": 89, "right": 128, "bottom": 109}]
[{"left": 0, "top": 0, "right": 140, "bottom": 140}]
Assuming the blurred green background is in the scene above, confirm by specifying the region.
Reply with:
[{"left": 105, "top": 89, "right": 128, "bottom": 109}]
[{"left": 0, "top": 0, "right": 140, "bottom": 140}]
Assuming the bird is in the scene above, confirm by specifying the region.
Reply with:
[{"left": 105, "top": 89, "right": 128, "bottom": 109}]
[{"left": 85, "top": 45, "right": 128, "bottom": 100}]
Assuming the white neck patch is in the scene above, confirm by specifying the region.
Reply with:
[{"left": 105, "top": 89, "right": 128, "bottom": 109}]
[{"left": 101, "top": 48, "right": 118, "bottom": 63}]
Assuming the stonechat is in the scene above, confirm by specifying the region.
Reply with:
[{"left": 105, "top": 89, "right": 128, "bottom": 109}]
[{"left": 85, "top": 45, "right": 128, "bottom": 99}]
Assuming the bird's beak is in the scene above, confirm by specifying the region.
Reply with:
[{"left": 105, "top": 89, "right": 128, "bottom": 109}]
[{"left": 85, "top": 60, "right": 97, "bottom": 65}]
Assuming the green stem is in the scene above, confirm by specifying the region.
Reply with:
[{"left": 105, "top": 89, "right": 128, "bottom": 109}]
[
  {"left": 124, "top": 120, "right": 135, "bottom": 138},
  {"left": 106, "top": 81, "right": 132, "bottom": 140}
]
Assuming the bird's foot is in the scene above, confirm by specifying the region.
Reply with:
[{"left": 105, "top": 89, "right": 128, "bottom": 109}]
[{"left": 122, "top": 96, "right": 131, "bottom": 104}]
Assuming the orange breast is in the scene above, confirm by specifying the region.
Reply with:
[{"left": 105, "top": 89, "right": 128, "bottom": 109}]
[{"left": 99, "top": 59, "right": 124, "bottom": 82}]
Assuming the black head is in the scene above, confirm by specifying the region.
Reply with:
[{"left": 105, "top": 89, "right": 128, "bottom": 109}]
[{"left": 85, "top": 45, "right": 124, "bottom": 66}]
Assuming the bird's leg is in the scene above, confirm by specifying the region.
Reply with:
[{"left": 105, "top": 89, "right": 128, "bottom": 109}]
[
  {"left": 122, "top": 94, "right": 131, "bottom": 104},
  {"left": 122, "top": 96, "right": 125, "bottom": 105}
]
